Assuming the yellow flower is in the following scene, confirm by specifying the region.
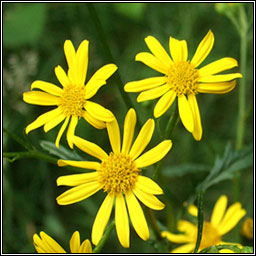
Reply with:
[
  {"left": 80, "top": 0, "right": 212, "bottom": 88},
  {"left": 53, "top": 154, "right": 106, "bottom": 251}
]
[
  {"left": 161, "top": 195, "right": 246, "bottom": 253},
  {"left": 23, "top": 40, "right": 117, "bottom": 148},
  {"left": 33, "top": 231, "right": 92, "bottom": 253},
  {"left": 124, "top": 30, "right": 242, "bottom": 140},
  {"left": 56, "top": 108, "right": 172, "bottom": 248},
  {"left": 241, "top": 217, "right": 253, "bottom": 240}
]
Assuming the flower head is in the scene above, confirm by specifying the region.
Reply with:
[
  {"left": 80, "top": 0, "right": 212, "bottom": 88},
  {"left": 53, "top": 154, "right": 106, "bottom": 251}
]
[
  {"left": 161, "top": 195, "right": 246, "bottom": 253},
  {"left": 23, "top": 40, "right": 117, "bottom": 148},
  {"left": 124, "top": 30, "right": 242, "bottom": 140},
  {"left": 56, "top": 108, "right": 172, "bottom": 248},
  {"left": 33, "top": 231, "right": 92, "bottom": 253},
  {"left": 241, "top": 217, "right": 253, "bottom": 240}
]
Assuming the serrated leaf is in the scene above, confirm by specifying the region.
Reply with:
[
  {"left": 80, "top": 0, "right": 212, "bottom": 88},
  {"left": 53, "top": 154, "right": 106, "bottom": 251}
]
[{"left": 40, "top": 140, "right": 84, "bottom": 160}]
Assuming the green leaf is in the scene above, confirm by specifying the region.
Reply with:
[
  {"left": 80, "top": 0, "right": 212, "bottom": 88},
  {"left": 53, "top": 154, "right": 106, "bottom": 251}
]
[
  {"left": 113, "top": 3, "right": 146, "bottom": 21},
  {"left": 40, "top": 141, "right": 83, "bottom": 161},
  {"left": 197, "top": 143, "right": 253, "bottom": 192},
  {"left": 3, "top": 3, "right": 47, "bottom": 48}
]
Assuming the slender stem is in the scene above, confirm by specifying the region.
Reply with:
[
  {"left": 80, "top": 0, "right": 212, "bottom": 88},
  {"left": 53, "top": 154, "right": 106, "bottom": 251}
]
[
  {"left": 194, "top": 190, "right": 204, "bottom": 253},
  {"left": 236, "top": 5, "right": 248, "bottom": 151},
  {"left": 164, "top": 100, "right": 180, "bottom": 139},
  {"left": 3, "top": 151, "right": 57, "bottom": 164},
  {"left": 92, "top": 220, "right": 115, "bottom": 253},
  {"left": 86, "top": 3, "right": 140, "bottom": 125},
  {"left": 144, "top": 208, "right": 162, "bottom": 241}
]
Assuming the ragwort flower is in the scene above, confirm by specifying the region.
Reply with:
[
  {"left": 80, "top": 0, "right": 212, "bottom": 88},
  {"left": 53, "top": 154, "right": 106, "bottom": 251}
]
[
  {"left": 23, "top": 40, "right": 117, "bottom": 148},
  {"left": 124, "top": 30, "right": 242, "bottom": 140},
  {"left": 56, "top": 108, "right": 172, "bottom": 248},
  {"left": 33, "top": 231, "right": 92, "bottom": 253},
  {"left": 161, "top": 195, "right": 246, "bottom": 253}
]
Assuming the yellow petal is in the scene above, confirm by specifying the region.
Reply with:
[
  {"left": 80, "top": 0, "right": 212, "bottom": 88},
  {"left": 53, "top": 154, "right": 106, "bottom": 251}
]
[
  {"left": 85, "top": 101, "right": 114, "bottom": 122},
  {"left": 55, "top": 65, "right": 70, "bottom": 88},
  {"left": 135, "top": 175, "right": 163, "bottom": 195},
  {"left": 55, "top": 116, "right": 70, "bottom": 148},
  {"left": 64, "top": 40, "right": 78, "bottom": 84},
  {"left": 72, "top": 136, "right": 108, "bottom": 161},
  {"left": 66, "top": 115, "right": 78, "bottom": 149},
  {"left": 135, "top": 140, "right": 172, "bottom": 168},
  {"left": 129, "top": 119, "right": 155, "bottom": 160},
  {"left": 23, "top": 91, "right": 60, "bottom": 105},
  {"left": 125, "top": 191, "right": 149, "bottom": 241},
  {"left": 83, "top": 111, "right": 106, "bottom": 129},
  {"left": 171, "top": 243, "right": 195, "bottom": 253},
  {"left": 31, "top": 81, "right": 63, "bottom": 96},
  {"left": 115, "top": 193, "right": 130, "bottom": 248},
  {"left": 38, "top": 232, "right": 66, "bottom": 253},
  {"left": 178, "top": 94, "right": 194, "bottom": 133},
  {"left": 43, "top": 114, "right": 66, "bottom": 133},
  {"left": 25, "top": 108, "right": 62, "bottom": 134},
  {"left": 85, "top": 64, "right": 117, "bottom": 99},
  {"left": 154, "top": 89, "right": 177, "bottom": 118},
  {"left": 188, "top": 204, "right": 198, "bottom": 217},
  {"left": 106, "top": 116, "right": 121, "bottom": 153},
  {"left": 218, "top": 202, "right": 246, "bottom": 235},
  {"left": 199, "top": 73, "right": 242, "bottom": 83},
  {"left": 199, "top": 57, "right": 239, "bottom": 77},
  {"left": 76, "top": 40, "right": 89, "bottom": 85},
  {"left": 197, "top": 80, "right": 236, "bottom": 94},
  {"left": 210, "top": 195, "right": 228, "bottom": 228},
  {"left": 135, "top": 52, "right": 168, "bottom": 74},
  {"left": 137, "top": 84, "right": 170, "bottom": 102},
  {"left": 124, "top": 76, "right": 166, "bottom": 92},
  {"left": 133, "top": 187, "right": 165, "bottom": 210},
  {"left": 188, "top": 94, "right": 202, "bottom": 141},
  {"left": 56, "top": 181, "right": 101, "bottom": 205},
  {"left": 161, "top": 231, "right": 193, "bottom": 243},
  {"left": 92, "top": 193, "right": 114, "bottom": 246},
  {"left": 79, "top": 239, "right": 92, "bottom": 253},
  {"left": 145, "top": 36, "right": 172, "bottom": 67},
  {"left": 178, "top": 220, "right": 197, "bottom": 234},
  {"left": 169, "top": 37, "right": 188, "bottom": 62},
  {"left": 70, "top": 231, "right": 80, "bottom": 253},
  {"left": 57, "top": 172, "right": 99, "bottom": 186},
  {"left": 121, "top": 108, "right": 136, "bottom": 154},
  {"left": 58, "top": 159, "right": 101, "bottom": 170},
  {"left": 191, "top": 30, "right": 214, "bottom": 67}
]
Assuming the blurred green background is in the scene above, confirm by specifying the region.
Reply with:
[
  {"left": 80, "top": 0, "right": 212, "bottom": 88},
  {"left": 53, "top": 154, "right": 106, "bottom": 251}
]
[{"left": 3, "top": 3, "right": 253, "bottom": 253}]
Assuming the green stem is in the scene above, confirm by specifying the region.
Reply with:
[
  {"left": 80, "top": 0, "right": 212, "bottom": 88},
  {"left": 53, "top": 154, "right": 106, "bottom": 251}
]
[
  {"left": 193, "top": 190, "right": 204, "bottom": 253},
  {"left": 86, "top": 3, "right": 139, "bottom": 124},
  {"left": 144, "top": 208, "right": 162, "bottom": 241},
  {"left": 236, "top": 5, "right": 248, "bottom": 151},
  {"left": 92, "top": 220, "right": 115, "bottom": 253},
  {"left": 164, "top": 100, "right": 180, "bottom": 139},
  {"left": 3, "top": 151, "right": 57, "bottom": 164}
]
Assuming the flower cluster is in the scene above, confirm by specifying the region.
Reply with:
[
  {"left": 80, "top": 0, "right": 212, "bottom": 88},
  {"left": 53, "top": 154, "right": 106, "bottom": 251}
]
[{"left": 23, "top": 31, "right": 246, "bottom": 253}]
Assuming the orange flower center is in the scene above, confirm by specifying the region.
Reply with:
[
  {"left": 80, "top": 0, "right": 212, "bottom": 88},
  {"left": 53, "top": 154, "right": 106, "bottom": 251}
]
[
  {"left": 166, "top": 61, "right": 199, "bottom": 96},
  {"left": 198, "top": 221, "right": 221, "bottom": 250},
  {"left": 98, "top": 152, "right": 140, "bottom": 194},
  {"left": 59, "top": 85, "right": 86, "bottom": 117}
]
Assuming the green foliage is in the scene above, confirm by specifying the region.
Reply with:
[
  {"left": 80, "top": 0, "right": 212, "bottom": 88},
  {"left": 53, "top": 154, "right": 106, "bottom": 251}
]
[
  {"left": 40, "top": 141, "right": 83, "bottom": 161},
  {"left": 3, "top": 3, "right": 47, "bottom": 48},
  {"left": 113, "top": 3, "right": 146, "bottom": 21}
]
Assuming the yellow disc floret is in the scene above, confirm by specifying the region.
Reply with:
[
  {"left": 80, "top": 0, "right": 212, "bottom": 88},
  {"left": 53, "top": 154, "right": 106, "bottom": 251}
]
[
  {"left": 59, "top": 85, "right": 86, "bottom": 117},
  {"left": 98, "top": 152, "right": 140, "bottom": 194},
  {"left": 166, "top": 61, "right": 199, "bottom": 96}
]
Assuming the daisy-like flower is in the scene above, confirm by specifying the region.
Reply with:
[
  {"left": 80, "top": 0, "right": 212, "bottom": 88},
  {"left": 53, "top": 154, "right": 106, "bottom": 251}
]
[
  {"left": 56, "top": 108, "right": 172, "bottom": 248},
  {"left": 23, "top": 40, "right": 117, "bottom": 148},
  {"left": 33, "top": 231, "right": 92, "bottom": 253},
  {"left": 161, "top": 195, "right": 246, "bottom": 253},
  {"left": 124, "top": 30, "right": 242, "bottom": 140}
]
